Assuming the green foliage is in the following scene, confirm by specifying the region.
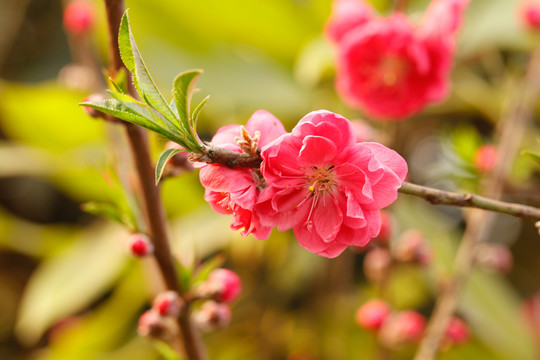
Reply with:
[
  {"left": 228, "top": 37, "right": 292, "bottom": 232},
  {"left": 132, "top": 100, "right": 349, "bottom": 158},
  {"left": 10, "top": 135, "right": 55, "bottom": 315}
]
[
  {"left": 155, "top": 148, "right": 187, "bottom": 184},
  {"left": 81, "top": 12, "right": 206, "bottom": 153}
]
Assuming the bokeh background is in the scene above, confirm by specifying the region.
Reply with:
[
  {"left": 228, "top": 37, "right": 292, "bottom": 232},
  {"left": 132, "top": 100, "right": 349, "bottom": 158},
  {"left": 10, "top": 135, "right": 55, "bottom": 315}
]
[{"left": 1, "top": 0, "right": 540, "bottom": 359}]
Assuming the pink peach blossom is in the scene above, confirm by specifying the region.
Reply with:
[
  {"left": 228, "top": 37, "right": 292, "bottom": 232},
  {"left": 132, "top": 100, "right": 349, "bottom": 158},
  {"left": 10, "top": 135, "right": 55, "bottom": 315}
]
[
  {"left": 327, "top": 0, "right": 468, "bottom": 120},
  {"left": 257, "top": 110, "right": 407, "bottom": 258},
  {"left": 199, "top": 110, "right": 286, "bottom": 239},
  {"left": 521, "top": 2, "right": 540, "bottom": 30},
  {"left": 325, "top": 0, "right": 375, "bottom": 43}
]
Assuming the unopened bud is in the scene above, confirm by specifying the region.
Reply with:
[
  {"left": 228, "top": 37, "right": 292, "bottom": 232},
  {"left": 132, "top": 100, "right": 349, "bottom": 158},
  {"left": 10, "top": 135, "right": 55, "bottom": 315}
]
[
  {"left": 522, "top": 1, "right": 540, "bottom": 30},
  {"left": 355, "top": 299, "right": 391, "bottom": 331},
  {"left": 364, "top": 247, "right": 392, "bottom": 285},
  {"left": 379, "top": 311, "right": 426, "bottom": 349},
  {"left": 63, "top": 1, "right": 95, "bottom": 35},
  {"left": 473, "top": 145, "right": 497, "bottom": 173},
  {"left": 476, "top": 243, "right": 513, "bottom": 274},
  {"left": 196, "top": 268, "right": 242, "bottom": 303},
  {"left": 129, "top": 233, "right": 154, "bottom": 257},
  {"left": 393, "top": 229, "right": 430, "bottom": 265},
  {"left": 445, "top": 317, "right": 470, "bottom": 345},
  {"left": 152, "top": 291, "right": 183, "bottom": 317},
  {"left": 82, "top": 94, "right": 106, "bottom": 118},
  {"left": 137, "top": 310, "right": 175, "bottom": 340},
  {"left": 192, "top": 301, "right": 232, "bottom": 332}
]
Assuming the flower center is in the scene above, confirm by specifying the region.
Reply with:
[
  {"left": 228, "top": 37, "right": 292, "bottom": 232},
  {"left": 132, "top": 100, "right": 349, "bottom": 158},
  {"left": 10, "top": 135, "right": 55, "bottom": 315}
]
[
  {"left": 306, "top": 166, "right": 336, "bottom": 195},
  {"left": 378, "top": 56, "right": 409, "bottom": 87}
]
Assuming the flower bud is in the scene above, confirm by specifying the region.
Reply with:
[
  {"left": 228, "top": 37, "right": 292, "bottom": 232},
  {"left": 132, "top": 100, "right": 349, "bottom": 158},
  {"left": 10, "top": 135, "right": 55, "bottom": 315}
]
[
  {"left": 355, "top": 299, "right": 391, "bottom": 331},
  {"left": 475, "top": 243, "right": 513, "bottom": 274},
  {"left": 364, "top": 247, "right": 392, "bottom": 285},
  {"left": 445, "top": 317, "right": 470, "bottom": 345},
  {"left": 152, "top": 291, "right": 183, "bottom": 317},
  {"left": 137, "top": 310, "right": 175, "bottom": 340},
  {"left": 393, "top": 229, "right": 430, "bottom": 265},
  {"left": 521, "top": 1, "right": 540, "bottom": 30},
  {"left": 63, "top": 1, "right": 95, "bottom": 35},
  {"left": 81, "top": 94, "right": 106, "bottom": 118},
  {"left": 192, "top": 301, "right": 232, "bottom": 332},
  {"left": 129, "top": 233, "right": 154, "bottom": 257},
  {"left": 379, "top": 311, "right": 426, "bottom": 348},
  {"left": 196, "top": 268, "right": 242, "bottom": 303},
  {"left": 473, "top": 145, "right": 497, "bottom": 173}
]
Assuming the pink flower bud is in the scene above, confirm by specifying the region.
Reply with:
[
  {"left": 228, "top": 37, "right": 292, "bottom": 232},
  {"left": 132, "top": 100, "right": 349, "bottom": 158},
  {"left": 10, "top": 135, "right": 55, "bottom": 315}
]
[
  {"left": 152, "top": 291, "right": 183, "bottom": 317},
  {"left": 203, "top": 268, "right": 243, "bottom": 303},
  {"left": 476, "top": 243, "right": 513, "bottom": 274},
  {"left": 63, "top": 1, "right": 94, "bottom": 35},
  {"left": 473, "top": 144, "right": 498, "bottom": 173},
  {"left": 379, "top": 311, "right": 426, "bottom": 348},
  {"left": 364, "top": 247, "right": 392, "bottom": 285},
  {"left": 445, "top": 317, "right": 470, "bottom": 345},
  {"left": 393, "top": 229, "right": 431, "bottom": 265},
  {"left": 355, "top": 299, "right": 391, "bottom": 331},
  {"left": 521, "top": 1, "right": 540, "bottom": 30},
  {"left": 137, "top": 310, "right": 169, "bottom": 338},
  {"left": 192, "top": 301, "right": 232, "bottom": 332},
  {"left": 129, "top": 233, "right": 154, "bottom": 257},
  {"left": 81, "top": 94, "right": 106, "bottom": 118}
]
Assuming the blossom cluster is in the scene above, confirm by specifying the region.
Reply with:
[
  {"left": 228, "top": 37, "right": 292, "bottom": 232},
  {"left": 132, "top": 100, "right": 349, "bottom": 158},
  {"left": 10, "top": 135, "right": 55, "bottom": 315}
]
[
  {"left": 326, "top": 0, "right": 469, "bottom": 120},
  {"left": 198, "top": 110, "right": 407, "bottom": 258}
]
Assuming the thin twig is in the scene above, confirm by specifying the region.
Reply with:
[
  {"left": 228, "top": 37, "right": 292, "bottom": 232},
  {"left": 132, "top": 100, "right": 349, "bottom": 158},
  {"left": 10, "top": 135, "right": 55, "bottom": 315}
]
[
  {"left": 102, "top": 1, "right": 207, "bottom": 359},
  {"left": 398, "top": 182, "right": 540, "bottom": 221}
]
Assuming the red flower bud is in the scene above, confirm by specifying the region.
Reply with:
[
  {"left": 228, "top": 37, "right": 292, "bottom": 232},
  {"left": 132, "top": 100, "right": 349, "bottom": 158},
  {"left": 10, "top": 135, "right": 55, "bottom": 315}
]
[
  {"left": 355, "top": 299, "right": 391, "bottom": 331},
  {"left": 137, "top": 310, "right": 173, "bottom": 339},
  {"left": 393, "top": 229, "right": 431, "bottom": 265},
  {"left": 129, "top": 233, "right": 154, "bottom": 257},
  {"left": 63, "top": 1, "right": 94, "bottom": 35},
  {"left": 521, "top": 1, "right": 540, "bottom": 30},
  {"left": 379, "top": 311, "right": 426, "bottom": 348},
  {"left": 152, "top": 291, "right": 183, "bottom": 317},
  {"left": 476, "top": 243, "right": 513, "bottom": 274},
  {"left": 364, "top": 247, "right": 392, "bottom": 285},
  {"left": 473, "top": 145, "right": 497, "bottom": 173},
  {"left": 192, "top": 301, "right": 232, "bottom": 332},
  {"left": 445, "top": 317, "right": 470, "bottom": 345}
]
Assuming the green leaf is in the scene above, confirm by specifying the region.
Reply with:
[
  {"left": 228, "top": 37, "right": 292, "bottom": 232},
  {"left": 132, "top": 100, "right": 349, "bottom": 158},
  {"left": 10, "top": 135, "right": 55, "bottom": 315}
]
[
  {"left": 81, "top": 201, "right": 135, "bottom": 231},
  {"left": 15, "top": 223, "right": 128, "bottom": 345},
  {"left": 192, "top": 253, "right": 226, "bottom": 286},
  {"left": 155, "top": 148, "right": 187, "bottom": 184},
  {"left": 524, "top": 151, "right": 540, "bottom": 165},
  {"left": 119, "top": 12, "right": 177, "bottom": 121},
  {"left": 191, "top": 95, "right": 210, "bottom": 132},
  {"left": 172, "top": 69, "right": 203, "bottom": 134}
]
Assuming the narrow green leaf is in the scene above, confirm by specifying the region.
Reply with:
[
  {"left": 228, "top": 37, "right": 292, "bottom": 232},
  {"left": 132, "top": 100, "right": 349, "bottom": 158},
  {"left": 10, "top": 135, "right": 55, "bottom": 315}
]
[
  {"left": 173, "top": 69, "right": 203, "bottom": 130},
  {"left": 192, "top": 254, "right": 226, "bottom": 286},
  {"left": 154, "top": 341, "right": 182, "bottom": 360},
  {"left": 81, "top": 201, "right": 136, "bottom": 231},
  {"left": 191, "top": 95, "right": 210, "bottom": 132},
  {"left": 118, "top": 12, "right": 177, "bottom": 121},
  {"left": 155, "top": 148, "right": 186, "bottom": 184},
  {"left": 524, "top": 151, "right": 540, "bottom": 165}
]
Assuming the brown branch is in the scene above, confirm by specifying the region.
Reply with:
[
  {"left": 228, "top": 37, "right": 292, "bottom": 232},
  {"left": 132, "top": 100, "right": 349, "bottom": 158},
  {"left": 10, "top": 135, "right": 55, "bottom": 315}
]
[
  {"left": 399, "top": 182, "right": 540, "bottom": 221},
  {"left": 194, "top": 143, "right": 262, "bottom": 169},
  {"left": 103, "top": 1, "right": 207, "bottom": 359}
]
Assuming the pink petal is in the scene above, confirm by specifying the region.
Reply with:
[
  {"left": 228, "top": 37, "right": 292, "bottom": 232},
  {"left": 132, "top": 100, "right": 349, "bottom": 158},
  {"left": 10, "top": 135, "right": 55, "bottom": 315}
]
[
  {"left": 245, "top": 110, "right": 287, "bottom": 147},
  {"left": 199, "top": 165, "right": 253, "bottom": 192},
  {"left": 298, "top": 135, "right": 337, "bottom": 167},
  {"left": 313, "top": 194, "right": 343, "bottom": 242},
  {"left": 211, "top": 124, "right": 242, "bottom": 147},
  {"left": 325, "top": 0, "right": 375, "bottom": 43}
]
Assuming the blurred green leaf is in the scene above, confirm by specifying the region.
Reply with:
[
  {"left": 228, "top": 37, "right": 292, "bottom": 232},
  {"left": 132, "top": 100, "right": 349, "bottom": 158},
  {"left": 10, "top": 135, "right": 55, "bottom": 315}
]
[
  {"left": 15, "top": 223, "right": 128, "bottom": 345},
  {"left": 81, "top": 201, "right": 135, "bottom": 231},
  {"left": 192, "top": 253, "right": 226, "bottom": 286},
  {"left": 523, "top": 150, "right": 540, "bottom": 165},
  {"left": 155, "top": 148, "right": 186, "bottom": 184},
  {"left": 155, "top": 341, "right": 182, "bottom": 360}
]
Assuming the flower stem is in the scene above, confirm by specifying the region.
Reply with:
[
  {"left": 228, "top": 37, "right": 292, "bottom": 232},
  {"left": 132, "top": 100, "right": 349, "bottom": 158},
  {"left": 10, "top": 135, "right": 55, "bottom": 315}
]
[{"left": 103, "top": 1, "right": 206, "bottom": 359}]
